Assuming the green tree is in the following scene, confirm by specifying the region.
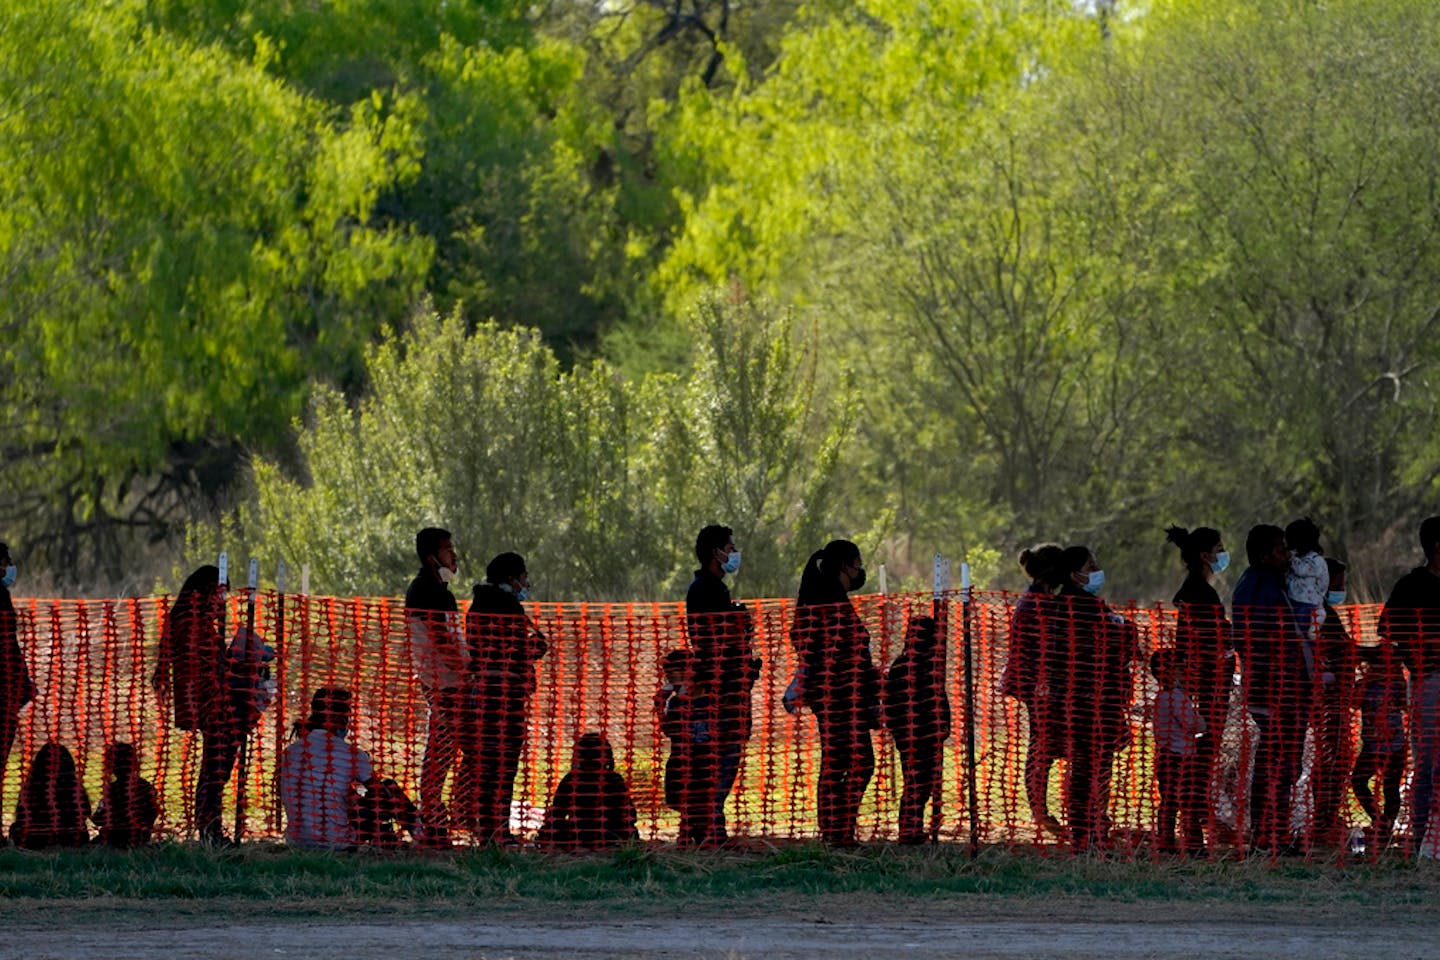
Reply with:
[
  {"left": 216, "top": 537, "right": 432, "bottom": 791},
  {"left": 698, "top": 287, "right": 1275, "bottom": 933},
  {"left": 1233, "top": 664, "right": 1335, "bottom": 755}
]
[
  {"left": 0, "top": 0, "right": 430, "bottom": 589},
  {"left": 222, "top": 298, "right": 849, "bottom": 599}
]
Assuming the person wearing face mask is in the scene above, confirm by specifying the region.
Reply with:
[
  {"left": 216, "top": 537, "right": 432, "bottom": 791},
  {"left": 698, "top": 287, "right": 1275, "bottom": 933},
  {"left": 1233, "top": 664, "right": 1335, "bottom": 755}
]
[
  {"left": 791, "top": 539, "right": 880, "bottom": 846},
  {"left": 404, "top": 526, "right": 469, "bottom": 846},
  {"left": 1232, "top": 523, "right": 1309, "bottom": 855},
  {"left": 467, "top": 551, "right": 548, "bottom": 845},
  {"left": 1165, "top": 525, "right": 1234, "bottom": 847},
  {"left": 682, "top": 525, "right": 760, "bottom": 845},
  {"left": 0, "top": 542, "right": 36, "bottom": 800},
  {"left": 1049, "top": 545, "right": 1140, "bottom": 852}
]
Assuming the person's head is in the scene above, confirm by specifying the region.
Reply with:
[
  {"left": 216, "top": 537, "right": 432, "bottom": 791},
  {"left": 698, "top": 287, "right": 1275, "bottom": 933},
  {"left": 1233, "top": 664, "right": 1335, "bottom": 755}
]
[
  {"left": 103, "top": 742, "right": 138, "bottom": 781},
  {"left": 906, "top": 615, "right": 940, "bottom": 655},
  {"left": 304, "top": 687, "right": 353, "bottom": 735},
  {"left": 1420, "top": 517, "right": 1440, "bottom": 564},
  {"left": 695, "top": 525, "right": 740, "bottom": 577},
  {"left": 1326, "top": 557, "right": 1348, "bottom": 605},
  {"left": 1164, "top": 526, "right": 1227, "bottom": 577},
  {"left": 1285, "top": 517, "right": 1322, "bottom": 556},
  {"left": 171, "top": 564, "right": 222, "bottom": 621},
  {"left": 1149, "top": 648, "right": 1179, "bottom": 688},
  {"left": 179, "top": 564, "right": 221, "bottom": 597},
  {"left": 800, "top": 539, "right": 865, "bottom": 597},
  {"left": 662, "top": 648, "right": 693, "bottom": 685},
  {"left": 1018, "top": 543, "right": 1064, "bottom": 589},
  {"left": 485, "top": 552, "right": 529, "bottom": 599},
  {"left": 573, "top": 732, "right": 615, "bottom": 772},
  {"left": 1244, "top": 524, "right": 1288, "bottom": 571},
  {"left": 25, "top": 742, "right": 79, "bottom": 806},
  {"left": 1059, "top": 545, "right": 1103, "bottom": 594},
  {"left": 416, "top": 527, "right": 457, "bottom": 583}
]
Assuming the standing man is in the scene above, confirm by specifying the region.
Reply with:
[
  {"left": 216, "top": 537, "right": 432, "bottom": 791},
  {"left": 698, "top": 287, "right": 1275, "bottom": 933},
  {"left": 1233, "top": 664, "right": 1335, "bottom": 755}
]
[
  {"left": 467, "top": 552, "right": 548, "bottom": 845},
  {"left": 0, "top": 542, "right": 35, "bottom": 802},
  {"left": 1381, "top": 516, "right": 1440, "bottom": 854},
  {"left": 684, "top": 525, "right": 760, "bottom": 845},
  {"left": 404, "top": 527, "right": 470, "bottom": 846}
]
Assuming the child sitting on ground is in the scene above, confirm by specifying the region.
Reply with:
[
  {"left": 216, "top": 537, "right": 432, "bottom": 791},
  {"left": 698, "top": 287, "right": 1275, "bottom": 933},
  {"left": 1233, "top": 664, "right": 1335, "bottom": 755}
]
[
  {"left": 91, "top": 742, "right": 159, "bottom": 848},
  {"left": 281, "top": 686, "right": 412, "bottom": 848},
  {"left": 538, "top": 732, "right": 638, "bottom": 850},
  {"left": 10, "top": 742, "right": 91, "bottom": 849}
]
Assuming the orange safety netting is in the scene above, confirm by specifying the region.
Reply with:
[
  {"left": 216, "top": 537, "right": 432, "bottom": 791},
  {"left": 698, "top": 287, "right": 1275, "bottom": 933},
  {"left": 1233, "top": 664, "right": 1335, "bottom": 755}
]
[{"left": 0, "top": 590, "right": 1421, "bottom": 859}]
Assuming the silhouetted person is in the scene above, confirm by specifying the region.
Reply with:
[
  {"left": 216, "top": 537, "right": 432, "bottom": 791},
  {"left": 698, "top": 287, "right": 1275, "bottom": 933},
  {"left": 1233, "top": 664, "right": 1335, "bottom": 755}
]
[
  {"left": 153, "top": 564, "right": 249, "bottom": 844},
  {"left": 92, "top": 742, "right": 158, "bottom": 848},
  {"left": 467, "top": 551, "right": 548, "bottom": 845},
  {"left": 791, "top": 539, "right": 880, "bottom": 846},
  {"left": 656, "top": 647, "right": 717, "bottom": 843},
  {"left": 1381, "top": 516, "right": 1440, "bottom": 852},
  {"left": 404, "top": 527, "right": 468, "bottom": 846},
  {"left": 10, "top": 742, "right": 90, "bottom": 849},
  {"left": 1310, "top": 558, "right": 1359, "bottom": 850},
  {"left": 281, "top": 687, "right": 382, "bottom": 848},
  {"left": 1351, "top": 643, "right": 1406, "bottom": 851},
  {"left": 684, "top": 525, "right": 760, "bottom": 844},
  {"left": 1150, "top": 649, "right": 1206, "bottom": 856},
  {"left": 1000, "top": 543, "right": 1065, "bottom": 838},
  {"left": 1049, "top": 545, "right": 1138, "bottom": 852},
  {"left": 882, "top": 616, "right": 950, "bottom": 844},
  {"left": 538, "top": 733, "right": 638, "bottom": 850},
  {"left": 0, "top": 541, "right": 35, "bottom": 806},
  {"left": 1233, "top": 523, "right": 1308, "bottom": 854},
  {"left": 1165, "top": 525, "right": 1233, "bottom": 844}
]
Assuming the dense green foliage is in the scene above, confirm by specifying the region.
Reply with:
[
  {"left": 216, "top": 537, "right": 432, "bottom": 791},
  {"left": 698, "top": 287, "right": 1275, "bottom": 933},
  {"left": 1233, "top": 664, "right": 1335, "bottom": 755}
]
[
  {"left": 6, "top": 0, "right": 1440, "bottom": 599},
  {"left": 204, "top": 299, "right": 846, "bottom": 598}
]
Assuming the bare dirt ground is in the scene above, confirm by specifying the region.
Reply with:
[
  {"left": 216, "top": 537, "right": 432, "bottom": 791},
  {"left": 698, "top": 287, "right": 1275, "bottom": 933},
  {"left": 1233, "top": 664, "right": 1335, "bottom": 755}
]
[{"left": 6, "top": 899, "right": 1439, "bottom": 960}]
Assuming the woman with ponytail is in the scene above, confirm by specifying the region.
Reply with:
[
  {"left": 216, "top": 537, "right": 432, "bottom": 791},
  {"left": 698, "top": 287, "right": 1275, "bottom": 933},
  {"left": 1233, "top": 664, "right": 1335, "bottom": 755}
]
[
  {"left": 1165, "top": 525, "right": 1233, "bottom": 848},
  {"left": 791, "top": 540, "right": 880, "bottom": 846},
  {"left": 1001, "top": 544, "right": 1066, "bottom": 838}
]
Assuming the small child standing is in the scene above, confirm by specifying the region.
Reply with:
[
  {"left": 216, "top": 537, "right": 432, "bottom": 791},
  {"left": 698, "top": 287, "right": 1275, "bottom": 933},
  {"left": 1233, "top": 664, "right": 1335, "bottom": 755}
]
[
  {"left": 1150, "top": 649, "right": 1207, "bottom": 856},
  {"left": 1285, "top": 517, "right": 1329, "bottom": 639},
  {"left": 881, "top": 616, "right": 951, "bottom": 844},
  {"left": 1351, "top": 644, "right": 1407, "bottom": 849},
  {"left": 655, "top": 648, "right": 716, "bottom": 844}
]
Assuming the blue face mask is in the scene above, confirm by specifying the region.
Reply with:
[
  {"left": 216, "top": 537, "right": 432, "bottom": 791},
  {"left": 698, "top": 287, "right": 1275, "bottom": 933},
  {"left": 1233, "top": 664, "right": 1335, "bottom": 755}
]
[
  {"left": 1084, "top": 570, "right": 1106, "bottom": 595},
  {"left": 721, "top": 550, "right": 742, "bottom": 575},
  {"left": 0, "top": 565, "right": 15, "bottom": 589},
  {"left": 1326, "top": 590, "right": 1346, "bottom": 606},
  {"left": 1210, "top": 551, "right": 1230, "bottom": 575}
]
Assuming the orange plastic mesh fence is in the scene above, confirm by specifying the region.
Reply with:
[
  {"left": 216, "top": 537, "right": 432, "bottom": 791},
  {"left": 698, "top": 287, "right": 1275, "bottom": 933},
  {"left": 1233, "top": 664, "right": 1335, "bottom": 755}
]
[{"left": 0, "top": 590, "right": 1418, "bottom": 858}]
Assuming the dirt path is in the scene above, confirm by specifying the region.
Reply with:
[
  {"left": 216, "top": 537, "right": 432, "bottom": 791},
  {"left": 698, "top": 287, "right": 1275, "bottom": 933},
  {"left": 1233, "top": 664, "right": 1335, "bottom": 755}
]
[{"left": 9, "top": 905, "right": 1438, "bottom": 960}]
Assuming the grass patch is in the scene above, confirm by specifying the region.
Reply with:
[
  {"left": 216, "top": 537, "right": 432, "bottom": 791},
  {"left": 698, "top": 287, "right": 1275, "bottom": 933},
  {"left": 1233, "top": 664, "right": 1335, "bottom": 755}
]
[{"left": 2, "top": 842, "right": 1439, "bottom": 922}]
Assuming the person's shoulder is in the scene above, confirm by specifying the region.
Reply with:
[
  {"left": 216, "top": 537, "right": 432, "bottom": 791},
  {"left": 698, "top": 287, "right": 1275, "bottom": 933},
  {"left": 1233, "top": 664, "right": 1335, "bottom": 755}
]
[
  {"left": 405, "top": 573, "right": 454, "bottom": 611},
  {"left": 685, "top": 571, "right": 731, "bottom": 612}
]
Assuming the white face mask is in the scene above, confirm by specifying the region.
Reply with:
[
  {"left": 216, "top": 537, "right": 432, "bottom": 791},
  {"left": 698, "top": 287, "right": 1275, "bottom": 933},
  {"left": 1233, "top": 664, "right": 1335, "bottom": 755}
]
[{"left": 436, "top": 564, "right": 456, "bottom": 584}]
